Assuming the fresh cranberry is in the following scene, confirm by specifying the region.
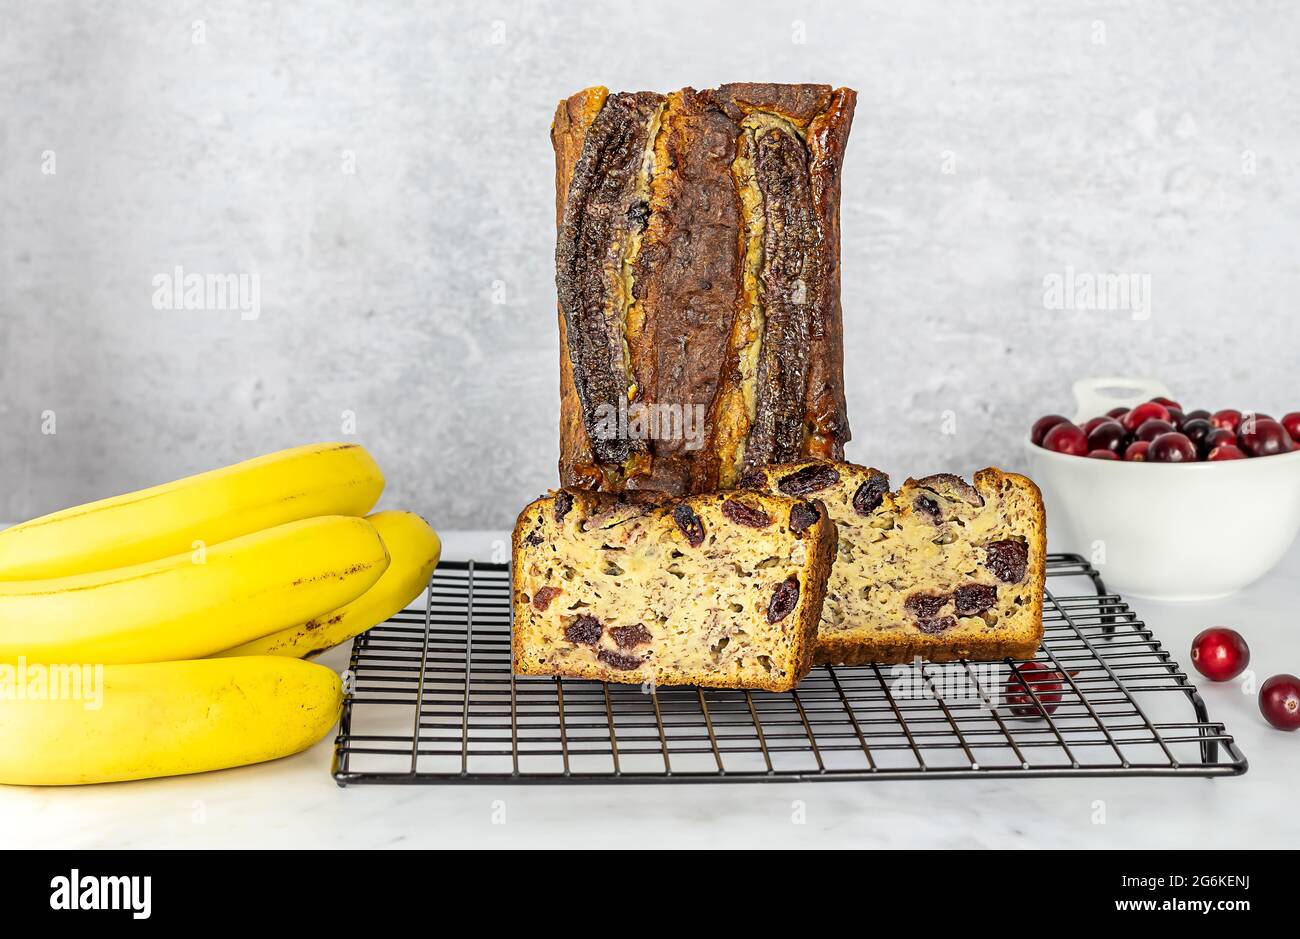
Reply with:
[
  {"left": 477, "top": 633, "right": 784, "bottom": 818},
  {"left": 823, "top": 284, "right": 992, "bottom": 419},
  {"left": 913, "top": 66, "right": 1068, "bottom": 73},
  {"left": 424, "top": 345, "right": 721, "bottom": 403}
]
[
  {"left": 1148, "top": 432, "right": 1197, "bottom": 463},
  {"left": 1123, "top": 440, "right": 1151, "bottom": 461},
  {"left": 1237, "top": 412, "right": 1275, "bottom": 439},
  {"left": 1190, "top": 628, "right": 1250, "bottom": 682},
  {"left": 1184, "top": 408, "right": 1212, "bottom": 423},
  {"left": 1282, "top": 413, "right": 1300, "bottom": 441},
  {"left": 1031, "top": 414, "right": 1071, "bottom": 446},
  {"left": 1082, "top": 416, "right": 1110, "bottom": 436},
  {"left": 1259, "top": 675, "right": 1300, "bottom": 731},
  {"left": 1151, "top": 396, "right": 1183, "bottom": 411},
  {"left": 1239, "top": 419, "right": 1293, "bottom": 457},
  {"left": 1203, "top": 428, "right": 1236, "bottom": 452},
  {"left": 1122, "top": 402, "right": 1171, "bottom": 433},
  {"left": 1180, "top": 418, "right": 1215, "bottom": 456},
  {"left": 1086, "top": 419, "right": 1127, "bottom": 455},
  {"left": 1004, "top": 662, "right": 1077, "bottom": 718},
  {"left": 1087, "top": 449, "right": 1118, "bottom": 460},
  {"left": 1210, "top": 409, "right": 1242, "bottom": 432},
  {"left": 1106, "top": 406, "right": 1130, "bottom": 420},
  {"left": 1165, "top": 406, "right": 1186, "bottom": 429},
  {"left": 1207, "top": 444, "right": 1247, "bottom": 461},
  {"left": 1135, "top": 418, "right": 1176, "bottom": 443},
  {"left": 1042, "top": 422, "right": 1089, "bottom": 456}
]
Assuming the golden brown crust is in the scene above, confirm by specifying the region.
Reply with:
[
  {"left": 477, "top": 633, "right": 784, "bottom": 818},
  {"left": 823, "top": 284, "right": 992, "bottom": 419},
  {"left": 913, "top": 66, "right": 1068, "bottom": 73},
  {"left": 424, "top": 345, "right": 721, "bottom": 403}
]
[
  {"left": 803, "top": 88, "right": 855, "bottom": 459},
  {"left": 740, "top": 456, "right": 881, "bottom": 490},
  {"left": 974, "top": 466, "right": 1048, "bottom": 657},
  {"left": 814, "top": 630, "right": 1041, "bottom": 667},
  {"left": 710, "top": 83, "right": 835, "bottom": 127},
  {"left": 786, "top": 500, "right": 837, "bottom": 682},
  {"left": 628, "top": 88, "right": 744, "bottom": 495},
  {"left": 553, "top": 83, "right": 854, "bottom": 496},
  {"left": 511, "top": 489, "right": 834, "bottom": 691},
  {"left": 553, "top": 88, "right": 609, "bottom": 490},
  {"left": 555, "top": 90, "right": 665, "bottom": 479}
]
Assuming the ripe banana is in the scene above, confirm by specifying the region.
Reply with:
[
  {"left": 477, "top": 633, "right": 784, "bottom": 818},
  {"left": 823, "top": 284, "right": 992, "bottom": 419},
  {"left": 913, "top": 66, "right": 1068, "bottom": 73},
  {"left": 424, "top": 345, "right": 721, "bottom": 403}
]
[
  {"left": 216, "top": 510, "right": 441, "bottom": 659},
  {"left": 0, "top": 515, "right": 389, "bottom": 665},
  {"left": 0, "top": 442, "right": 384, "bottom": 579},
  {"left": 0, "top": 656, "right": 342, "bottom": 785}
]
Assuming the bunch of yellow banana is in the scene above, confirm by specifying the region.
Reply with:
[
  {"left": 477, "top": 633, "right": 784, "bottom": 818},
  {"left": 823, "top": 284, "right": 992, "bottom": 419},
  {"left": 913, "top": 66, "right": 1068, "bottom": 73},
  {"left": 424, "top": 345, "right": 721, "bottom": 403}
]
[
  {"left": 0, "top": 658, "right": 345, "bottom": 786},
  {"left": 0, "top": 442, "right": 386, "bottom": 579},
  {"left": 216, "top": 510, "right": 441, "bottom": 659},
  {"left": 0, "top": 443, "right": 440, "bottom": 786}
]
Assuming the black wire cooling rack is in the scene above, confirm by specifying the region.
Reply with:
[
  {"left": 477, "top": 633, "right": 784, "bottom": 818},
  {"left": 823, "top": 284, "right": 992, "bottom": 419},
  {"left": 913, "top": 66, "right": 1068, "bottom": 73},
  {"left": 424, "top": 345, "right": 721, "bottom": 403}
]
[{"left": 331, "top": 555, "right": 1247, "bottom": 784}]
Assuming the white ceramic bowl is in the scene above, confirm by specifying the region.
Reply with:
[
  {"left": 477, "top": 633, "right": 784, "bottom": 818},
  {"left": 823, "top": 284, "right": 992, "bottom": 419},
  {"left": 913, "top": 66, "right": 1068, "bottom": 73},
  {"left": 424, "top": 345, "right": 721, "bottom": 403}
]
[{"left": 1024, "top": 440, "right": 1300, "bottom": 600}]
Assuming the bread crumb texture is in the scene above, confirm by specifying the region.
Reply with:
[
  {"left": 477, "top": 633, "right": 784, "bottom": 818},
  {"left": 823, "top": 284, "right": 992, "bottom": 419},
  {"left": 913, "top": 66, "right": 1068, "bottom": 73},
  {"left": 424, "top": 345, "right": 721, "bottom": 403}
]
[
  {"left": 743, "top": 461, "right": 1046, "bottom": 664},
  {"left": 512, "top": 489, "right": 835, "bottom": 691}
]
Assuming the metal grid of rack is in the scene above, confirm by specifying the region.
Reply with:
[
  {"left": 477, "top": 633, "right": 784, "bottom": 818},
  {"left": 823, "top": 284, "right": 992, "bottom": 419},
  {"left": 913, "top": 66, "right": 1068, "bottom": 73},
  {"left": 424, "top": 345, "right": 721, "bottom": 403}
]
[{"left": 332, "top": 555, "right": 1247, "bottom": 784}]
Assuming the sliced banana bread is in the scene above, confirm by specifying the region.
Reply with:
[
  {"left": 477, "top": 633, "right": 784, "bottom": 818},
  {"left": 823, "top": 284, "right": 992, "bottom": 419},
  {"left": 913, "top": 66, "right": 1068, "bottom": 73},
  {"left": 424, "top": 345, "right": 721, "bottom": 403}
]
[
  {"left": 741, "top": 461, "right": 1046, "bottom": 664},
  {"left": 512, "top": 488, "right": 837, "bottom": 691}
]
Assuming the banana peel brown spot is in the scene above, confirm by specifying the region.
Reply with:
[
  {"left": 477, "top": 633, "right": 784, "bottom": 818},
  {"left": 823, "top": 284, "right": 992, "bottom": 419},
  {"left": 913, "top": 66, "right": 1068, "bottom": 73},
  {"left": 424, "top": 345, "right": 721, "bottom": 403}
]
[
  {"left": 303, "top": 613, "right": 344, "bottom": 633},
  {"left": 290, "top": 559, "right": 382, "bottom": 587}
]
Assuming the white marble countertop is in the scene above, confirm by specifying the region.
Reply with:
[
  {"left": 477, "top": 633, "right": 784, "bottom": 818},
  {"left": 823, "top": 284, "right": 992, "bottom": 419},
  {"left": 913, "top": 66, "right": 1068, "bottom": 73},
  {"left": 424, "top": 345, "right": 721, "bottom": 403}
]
[{"left": 4, "top": 531, "right": 1297, "bottom": 850}]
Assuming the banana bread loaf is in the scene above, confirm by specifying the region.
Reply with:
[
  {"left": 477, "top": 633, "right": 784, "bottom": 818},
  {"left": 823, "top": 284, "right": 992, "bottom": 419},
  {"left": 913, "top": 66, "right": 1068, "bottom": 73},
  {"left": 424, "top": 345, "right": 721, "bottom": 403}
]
[
  {"left": 512, "top": 488, "right": 837, "bottom": 691},
  {"left": 553, "top": 83, "right": 856, "bottom": 496},
  {"left": 741, "top": 461, "right": 1046, "bottom": 664}
]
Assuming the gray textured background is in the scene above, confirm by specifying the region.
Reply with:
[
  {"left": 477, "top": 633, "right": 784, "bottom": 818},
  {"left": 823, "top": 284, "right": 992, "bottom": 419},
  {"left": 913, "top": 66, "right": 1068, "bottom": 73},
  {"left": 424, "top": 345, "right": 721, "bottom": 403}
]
[{"left": 2, "top": 1, "right": 1297, "bottom": 528}]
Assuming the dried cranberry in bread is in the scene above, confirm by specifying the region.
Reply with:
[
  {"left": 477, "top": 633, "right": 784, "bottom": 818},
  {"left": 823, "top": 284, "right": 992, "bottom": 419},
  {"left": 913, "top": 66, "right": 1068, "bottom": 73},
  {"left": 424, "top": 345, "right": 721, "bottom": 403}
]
[
  {"left": 741, "top": 461, "right": 1046, "bottom": 664},
  {"left": 552, "top": 83, "right": 855, "bottom": 496},
  {"left": 512, "top": 488, "right": 837, "bottom": 691}
]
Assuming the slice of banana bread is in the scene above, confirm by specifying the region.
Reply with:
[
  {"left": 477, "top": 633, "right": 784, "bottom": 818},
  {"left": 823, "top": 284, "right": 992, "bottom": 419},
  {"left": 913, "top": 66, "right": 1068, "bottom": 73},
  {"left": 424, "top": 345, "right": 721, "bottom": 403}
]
[
  {"left": 512, "top": 488, "right": 837, "bottom": 691},
  {"left": 741, "top": 461, "right": 1046, "bottom": 664}
]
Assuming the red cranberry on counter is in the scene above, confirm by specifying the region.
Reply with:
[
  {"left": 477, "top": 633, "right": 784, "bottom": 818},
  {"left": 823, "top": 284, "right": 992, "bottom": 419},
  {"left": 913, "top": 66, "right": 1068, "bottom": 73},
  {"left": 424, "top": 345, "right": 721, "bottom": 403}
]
[
  {"left": 1042, "top": 422, "right": 1089, "bottom": 456},
  {"left": 1239, "top": 419, "right": 1293, "bottom": 457},
  {"left": 1082, "top": 416, "right": 1110, "bottom": 436},
  {"left": 1207, "top": 444, "right": 1247, "bottom": 461},
  {"left": 1087, "top": 449, "right": 1118, "bottom": 460},
  {"left": 1135, "top": 418, "right": 1177, "bottom": 443},
  {"left": 1259, "top": 675, "right": 1300, "bottom": 731},
  {"left": 1106, "top": 406, "right": 1130, "bottom": 419},
  {"left": 1004, "top": 662, "right": 1077, "bottom": 718},
  {"left": 1151, "top": 396, "right": 1183, "bottom": 411},
  {"left": 1123, "top": 440, "right": 1151, "bottom": 461},
  {"left": 1031, "top": 414, "right": 1071, "bottom": 446},
  {"left": 1211, "top": 409, "right": 1242, "bottom": 432},
  {"left": 1148, "top": 432, "right": 1197, "bottom": 463},
  {"left": 1282, "top": 412, "right": 1300, "bottom": 441},
  {"left": 1190, "top": 628, "right": 1250, "bottom": 682},
  {"left": 1183, "top": 408, "right": 1212, "bottom": 423},
  {"left": 1121, "top": 401, "right": 1171, "bottom": 433},
  {"left": 1165, "top": 407, "right": 1186, "bottom": 429},
  {"left": 1086, "top": 419, "right": 1128, "bottom": 454}
]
